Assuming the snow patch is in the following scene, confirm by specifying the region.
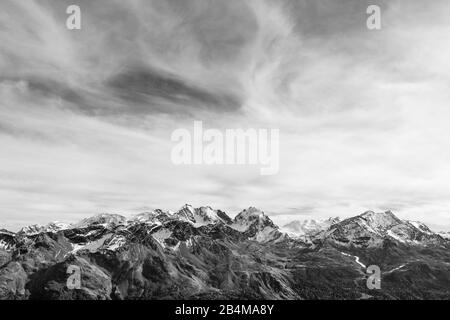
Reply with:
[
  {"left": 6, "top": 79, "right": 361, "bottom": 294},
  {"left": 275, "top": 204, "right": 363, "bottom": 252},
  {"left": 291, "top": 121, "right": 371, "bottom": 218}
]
[
  {"left": 0, "top": 239, "right": 13, "bottom": 251},
  {"left": 386, "top": 264, "right": 406, "bottom": 273},
  {"left": 69, "top": 235, "right": 111, "bottom": 254},
  {"left": 229, "top": 222, "right": 250, "bottom": 232},
  {"left": 387, "top": 230, "right": 407, "bottom": 243},
  {"left": 408, "top": 221, "right": 433, "bottom": 235},
  {"left": 104, "top": 235, "right": 127, "bottom": 251},
  {"left": 152, "top": 228, "right": 172, "bottom": 248},
  {"left": 253, "top": 227, "right": 278, "bottom": 243}
]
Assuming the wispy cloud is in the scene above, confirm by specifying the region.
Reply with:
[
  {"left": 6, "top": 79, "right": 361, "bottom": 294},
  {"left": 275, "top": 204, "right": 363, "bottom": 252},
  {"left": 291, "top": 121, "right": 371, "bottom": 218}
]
[{"left": 1, "top": 0, "right": 450, "bottom": 231}]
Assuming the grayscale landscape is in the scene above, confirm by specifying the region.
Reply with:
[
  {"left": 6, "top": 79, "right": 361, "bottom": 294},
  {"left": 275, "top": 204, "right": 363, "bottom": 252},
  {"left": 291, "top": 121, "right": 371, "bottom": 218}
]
[{"left": 1, "top": 0, "right": 450, "bottom": 301}]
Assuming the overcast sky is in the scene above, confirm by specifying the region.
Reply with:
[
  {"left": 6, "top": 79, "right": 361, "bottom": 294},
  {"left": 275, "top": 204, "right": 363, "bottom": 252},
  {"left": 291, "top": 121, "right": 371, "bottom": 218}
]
[{"left": 1, "top": 0, "right": 450, "bottom": 231}]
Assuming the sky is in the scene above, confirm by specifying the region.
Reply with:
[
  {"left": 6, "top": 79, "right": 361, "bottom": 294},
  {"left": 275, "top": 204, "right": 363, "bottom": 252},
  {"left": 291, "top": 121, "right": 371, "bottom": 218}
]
[{"left": 1, "top": 0, "right": 450, "bottom": 231}]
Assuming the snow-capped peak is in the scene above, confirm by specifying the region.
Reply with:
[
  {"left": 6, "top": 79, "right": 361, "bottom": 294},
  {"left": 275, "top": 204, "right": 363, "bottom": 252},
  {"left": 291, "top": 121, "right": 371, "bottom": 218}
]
[
  {"left": 18, "top": 221, "right": 71, "bottom": 235},
  {"left": 173, "top": 205, "right": 232, "bottom": 227},
  {"left": 326, "top": 210, "right": 445, "bottom": 247},
  {"left": 229, "top": 207, "right": 282, "bottom": 242},
  {"left": 281, "top": 217, "right": 340, "bottom": 237},
  {"left": 46, "top": 221, "right": 71, "bottom": 231},
  {"left": 74, "top": 213, "right": 127, "bottom": 229},
  {"left": 236, "top": 207, "right": 264, "bottom": 218},
  {"left": 128, "top": 211, "right": 160, "bottom": 225},
  {"left": 231, "top": 207, "right": 276, "bottom": 232},
  {"left": 181, "top": 204, "right": 195, "bottom": 211},
  {"left": 174, "top": 204, "right": 196, "bottom": 222},
  {"left": 18, "top": 224, "right": 43, "bottom": 235},
  {"left": 196, "top": 206, "right": 220, "bottom": 222},
  {"left": 358, "top": 210, "right": 402, "bottom": 233}
]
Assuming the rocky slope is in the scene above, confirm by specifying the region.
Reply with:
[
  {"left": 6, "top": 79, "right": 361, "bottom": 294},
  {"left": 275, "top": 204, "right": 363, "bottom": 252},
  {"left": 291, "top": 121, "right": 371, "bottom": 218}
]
[{"left": 0, "top": 207, "right": 449, "bottom": 300}]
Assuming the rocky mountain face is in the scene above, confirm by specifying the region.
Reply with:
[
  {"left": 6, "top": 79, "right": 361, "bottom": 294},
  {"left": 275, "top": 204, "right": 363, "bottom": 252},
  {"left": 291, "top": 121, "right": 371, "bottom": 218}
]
[
  {"left": 322, "top": 211, "right": 447, "bottom": 248},
  {"left": 0, "top": 207, "right": 449, "bottom": 300}
]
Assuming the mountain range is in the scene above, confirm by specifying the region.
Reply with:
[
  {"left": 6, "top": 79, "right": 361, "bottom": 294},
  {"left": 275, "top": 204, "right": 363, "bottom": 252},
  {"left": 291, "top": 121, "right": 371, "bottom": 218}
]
[{"left": 0, "top": 205, "right": 449, "bottom": 300}]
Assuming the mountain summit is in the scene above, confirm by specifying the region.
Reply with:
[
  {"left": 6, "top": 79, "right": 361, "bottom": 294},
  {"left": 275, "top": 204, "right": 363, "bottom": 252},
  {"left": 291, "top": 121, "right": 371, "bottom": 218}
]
[{"left": 324, "top": 210, "right": 446, "bottom": 248}]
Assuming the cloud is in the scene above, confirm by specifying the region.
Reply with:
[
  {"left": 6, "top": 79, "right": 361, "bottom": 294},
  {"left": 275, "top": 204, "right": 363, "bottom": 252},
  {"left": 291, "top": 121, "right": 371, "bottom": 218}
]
[
  {"left": 107, "top": 66, "right": 242, "bottom": 114},
  {"left": 1, "top": 0, "right": 450, "bottom": 231}
]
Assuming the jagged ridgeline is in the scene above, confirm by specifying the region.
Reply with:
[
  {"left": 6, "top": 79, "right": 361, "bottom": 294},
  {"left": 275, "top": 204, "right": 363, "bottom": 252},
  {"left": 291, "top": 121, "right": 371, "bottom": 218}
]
[{"left": 0, "top": 205, "right": 449, "bottom": 300}]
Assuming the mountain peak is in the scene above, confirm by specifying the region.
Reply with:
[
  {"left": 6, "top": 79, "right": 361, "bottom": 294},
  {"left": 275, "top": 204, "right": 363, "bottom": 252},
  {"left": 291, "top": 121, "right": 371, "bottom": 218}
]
[
  {"left": 18, "top": 221, "right": 71, "bottom": 235},
  {"left": 232, "top": 207, "right": 277, "bottom": 235},
  {"left": 326, "top": 209, "right": 446, "bottom": 248},
  {"left": 327, "top": 217, "right": 341, "bottom": 224},
  {"left": 175, "top": 204, "right": 196, "bottom": 222},
  {"left": 281, "top": 217, "right": 340, "bottom": 237},
  {"left": 74, "top": 213, "right": 127, "bottom": 229},
  {"left": 180, "top": 204, "right": 195, "bottom": 211},
  {"left": 236, "top": 207, "right": 265, "bottom": 218},
  {"left": 173, "top": 205, "right": 232, "bottom": 226},
  {"left": 359, "top": 210, "right": 401, "bottom": 225},
  {"left": 129, "top": 211, "right": 163, "bottom": 224},
  {"left": 350, "top": 210, "right": 402, "bottom": 235}
]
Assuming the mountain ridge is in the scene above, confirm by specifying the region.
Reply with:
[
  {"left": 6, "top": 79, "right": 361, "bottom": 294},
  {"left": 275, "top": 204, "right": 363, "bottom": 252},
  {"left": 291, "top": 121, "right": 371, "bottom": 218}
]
[
  {"left": 1, "top": 205, "right": 449, "bottom": 300},
  {"left": 3, "top": 206, "right": 448, "bottom": 249}
]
